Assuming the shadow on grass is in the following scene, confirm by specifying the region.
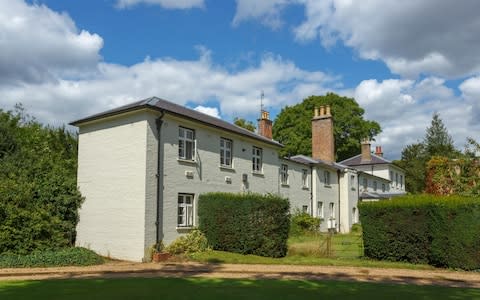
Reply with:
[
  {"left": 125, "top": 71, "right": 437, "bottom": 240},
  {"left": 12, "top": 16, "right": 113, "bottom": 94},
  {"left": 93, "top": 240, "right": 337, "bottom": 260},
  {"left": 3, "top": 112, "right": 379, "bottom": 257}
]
[{"left": 1, "top": 276, "right": 479, "bottom": 300}]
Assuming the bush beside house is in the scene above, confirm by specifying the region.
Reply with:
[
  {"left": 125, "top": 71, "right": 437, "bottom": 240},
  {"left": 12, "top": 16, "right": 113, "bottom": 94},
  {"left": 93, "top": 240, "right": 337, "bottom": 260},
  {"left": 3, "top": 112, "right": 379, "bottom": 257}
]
[
  {"left": 198, "top": 192, "right": 290, "bottom": 258},
  {"left": 360, "top": 195, "right": 480, "bottom": 270}
]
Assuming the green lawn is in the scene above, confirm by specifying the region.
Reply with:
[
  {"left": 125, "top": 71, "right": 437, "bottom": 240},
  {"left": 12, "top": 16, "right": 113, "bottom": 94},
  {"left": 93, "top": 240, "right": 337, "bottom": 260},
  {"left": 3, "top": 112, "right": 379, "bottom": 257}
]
[
  {"left": 189, "top": 232, "right": 434, "bottom": 270},
  {"left": 0, "top": 277, "right": 478, "bottom": 300}
]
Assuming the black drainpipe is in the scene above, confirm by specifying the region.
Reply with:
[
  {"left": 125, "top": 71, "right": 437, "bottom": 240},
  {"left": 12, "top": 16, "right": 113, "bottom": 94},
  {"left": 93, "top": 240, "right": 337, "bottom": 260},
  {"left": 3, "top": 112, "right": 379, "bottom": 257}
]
[{"left": 155, "top": 111, "right": 165, "bottom": 250}]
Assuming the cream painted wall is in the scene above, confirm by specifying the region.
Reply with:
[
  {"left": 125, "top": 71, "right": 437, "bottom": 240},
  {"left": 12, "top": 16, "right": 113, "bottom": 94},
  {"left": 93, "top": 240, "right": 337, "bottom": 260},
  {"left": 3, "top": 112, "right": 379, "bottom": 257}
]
[{"left": 76, "top": 112, "right": 150, "bottom": 262}]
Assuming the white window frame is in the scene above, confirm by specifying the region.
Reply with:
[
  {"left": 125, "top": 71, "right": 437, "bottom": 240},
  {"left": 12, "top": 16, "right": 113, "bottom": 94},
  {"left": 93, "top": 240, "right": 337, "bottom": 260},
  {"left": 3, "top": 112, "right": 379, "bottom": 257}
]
[
  {"left": 352, "top": 207, "right": 357, "bottom": 223},
  {"left": 324, "top": 170, "right": 330, "bottom": 186},
  {"left": 252, "top": 146, "right": 262, "bottom": 172},
  {"left": 178, "top": 127, "right": 195, "bottom": 161},
  {"left": 302, "top": 169, "right": 308, "bottom": 188},
  {"left": 329, "top": 202, "right": 335, "bottom": 219},
  {"left": 177, "top": 193, "right": 194, "bottom": 228},
  {"left": 363, "top": 178, "right": 368, "bottom": 191},
  {"left": 302, "top": 205, "right": 308, "bottom": 214},
  {"left": 220, "top": 137, "right": 233, "bottom": 167},
  {"left": 317, "top": 201, "right": 324, "bottom": 218},
  {"left": 280, "top": 164, "right": 289, "bottom": 185}
]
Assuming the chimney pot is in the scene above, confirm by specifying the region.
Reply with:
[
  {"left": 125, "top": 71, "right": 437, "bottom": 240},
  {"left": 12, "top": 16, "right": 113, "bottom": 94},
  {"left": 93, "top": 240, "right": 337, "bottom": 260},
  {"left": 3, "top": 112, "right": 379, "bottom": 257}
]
[
  {"left": 320, "top": 106, "right": 325, "bottom": 116},
  {"left": 314, "top": 107, "right": 319, "bottom": 117},
  {"left": 325, "top": 105, "right": 331, "bottom": 116}
]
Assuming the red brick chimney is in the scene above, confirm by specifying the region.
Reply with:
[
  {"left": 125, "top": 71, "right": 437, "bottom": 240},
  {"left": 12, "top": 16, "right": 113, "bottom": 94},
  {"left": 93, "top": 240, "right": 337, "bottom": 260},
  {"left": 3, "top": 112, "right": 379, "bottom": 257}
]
[
  {"left": 258, "top": 110, "right": 272, "bottom": 139},
  {"left": 361, "top": 139, "right": 372, "bottom": 162},
  {"left": 312, "top": 105, "right": 334, "bottom": 162},
  {"left": 375, "top": 146, "right": 383, "bottom": 157}
]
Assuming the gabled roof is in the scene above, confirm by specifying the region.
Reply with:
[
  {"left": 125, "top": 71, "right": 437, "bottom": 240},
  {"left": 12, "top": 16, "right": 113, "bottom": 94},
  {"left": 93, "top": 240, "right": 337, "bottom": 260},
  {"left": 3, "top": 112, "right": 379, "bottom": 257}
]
[
  {"left": 340, "top": 153, "right": 392, "bottom": 166},
  {"left": 288, "top": 154, "right": 347, "bottom": 171},
  {"left": 70, "top": 96, "right": 283, "bottom": 148}
]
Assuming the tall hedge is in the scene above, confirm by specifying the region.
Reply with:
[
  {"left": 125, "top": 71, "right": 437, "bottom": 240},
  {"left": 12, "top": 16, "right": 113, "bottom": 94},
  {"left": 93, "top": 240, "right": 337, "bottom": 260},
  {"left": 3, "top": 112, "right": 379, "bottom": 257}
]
[
  {"left": 198, "top": 192, "right": 290, "bottom": 258},
  {"left": 360, "top": 195, "right": 480, "bottom": 270}
]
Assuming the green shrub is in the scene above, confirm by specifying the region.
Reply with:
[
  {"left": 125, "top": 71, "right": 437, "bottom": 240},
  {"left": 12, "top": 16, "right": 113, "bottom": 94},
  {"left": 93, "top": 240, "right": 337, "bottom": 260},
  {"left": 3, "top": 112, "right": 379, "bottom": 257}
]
[
  {"left": 0, "top": 247, "right": 104, "bottom": 268},
  {"left": 198, "top": 192, "right": 290, "bottom": 258},
  {"left": 360, "top": 195, "right": 480, "bottom": 270},
  {"left": 290, "top": 210, "right": 321, "bottom": 236},
  {"left": 165, "top": 229, "right": 209, "bottom": 255}
]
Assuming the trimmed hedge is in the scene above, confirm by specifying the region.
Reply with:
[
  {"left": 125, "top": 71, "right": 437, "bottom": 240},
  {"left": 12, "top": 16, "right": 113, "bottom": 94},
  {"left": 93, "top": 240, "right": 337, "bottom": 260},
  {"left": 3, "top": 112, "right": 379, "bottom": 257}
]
[
  {"left": 198, "top": 192, "right": 290, "bottom": 258},
  {"left": 360, "top": 195, "right": 480, "bottom": 270},
  {"left": 0, "top": 247, "right": 104, "bottom": 268}
]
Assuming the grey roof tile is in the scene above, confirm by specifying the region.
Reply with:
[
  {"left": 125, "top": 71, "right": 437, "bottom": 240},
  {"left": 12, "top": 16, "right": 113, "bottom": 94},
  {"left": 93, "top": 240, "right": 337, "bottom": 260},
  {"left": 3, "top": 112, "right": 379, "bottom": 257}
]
[{"left": 70, "top": 96, "right": 283, "bottom": 147}]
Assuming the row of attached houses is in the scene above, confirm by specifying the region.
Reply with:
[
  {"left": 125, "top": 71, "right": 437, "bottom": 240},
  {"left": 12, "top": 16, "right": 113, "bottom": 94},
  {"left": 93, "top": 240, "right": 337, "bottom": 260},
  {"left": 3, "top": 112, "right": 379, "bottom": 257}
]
[{"left": 71, "top": 97, "right": 405, "bottom": 262}]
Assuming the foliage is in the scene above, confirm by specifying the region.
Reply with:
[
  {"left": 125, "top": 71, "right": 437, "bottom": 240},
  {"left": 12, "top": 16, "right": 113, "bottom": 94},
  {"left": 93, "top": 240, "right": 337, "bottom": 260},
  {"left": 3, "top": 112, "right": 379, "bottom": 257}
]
[
  {"left": 360, "top": 195, "right": 480, "bottom": 270},
  {"left": 289, "top": 210, "right": 321, "bottom": 236},
  {"left": 0, "top": 247, "right": 103, "bottom": 268},
  {"left": 165, "top": 228, "right": 209, "bottom": 255},
  {"left": 233, "top": 117, "right": 256, "bottom": 132},
  {"left": 395, "top": 143, "right": 427, "bottom": 193},
  {"left": 424, "top": 113, "right": 457, "bottom": 158},
  {"left": 198, "top": 192, "right": 290, "bottom": 258},
  {"left": 397, "top": 113, "right": 460, "bottom": 193},
  {"left": 425, "top": 156, "right": 480, "bottom": 196},
  {"left": 0, "top": 105, "right": 83, "bottom": 254},
  {"left": 272, "top": 93, "right": 381, "bottom": 161}
]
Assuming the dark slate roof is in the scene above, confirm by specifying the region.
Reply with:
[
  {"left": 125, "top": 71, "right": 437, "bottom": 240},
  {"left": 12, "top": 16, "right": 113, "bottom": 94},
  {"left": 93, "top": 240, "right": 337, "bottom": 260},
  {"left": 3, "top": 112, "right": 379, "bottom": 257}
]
[
  {"left": 288, "top": 155, "right": 346, "bottom": 171},
  {"left": 339, "top": 153, "right": 392, "bottom": 166},
  {"left": 70, "top": 96, "right": 283, "bottom": 147}
]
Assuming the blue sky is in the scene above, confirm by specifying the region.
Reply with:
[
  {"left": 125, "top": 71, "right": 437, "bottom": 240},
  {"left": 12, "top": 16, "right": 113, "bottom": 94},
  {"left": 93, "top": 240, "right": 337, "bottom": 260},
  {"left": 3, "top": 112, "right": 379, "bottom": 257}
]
[{"left": 1, "top": 0, "right": 480, "bottom": 159}]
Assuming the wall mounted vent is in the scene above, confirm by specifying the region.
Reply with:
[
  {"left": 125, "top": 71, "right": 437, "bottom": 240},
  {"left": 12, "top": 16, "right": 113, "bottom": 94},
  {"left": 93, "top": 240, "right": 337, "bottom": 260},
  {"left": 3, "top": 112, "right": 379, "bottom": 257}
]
[
  {"left": 225, "top": 176, "right": 232, "bottom": 183},
  {"left": 185, "top": 171, "right": 194, "bottom": 178}
]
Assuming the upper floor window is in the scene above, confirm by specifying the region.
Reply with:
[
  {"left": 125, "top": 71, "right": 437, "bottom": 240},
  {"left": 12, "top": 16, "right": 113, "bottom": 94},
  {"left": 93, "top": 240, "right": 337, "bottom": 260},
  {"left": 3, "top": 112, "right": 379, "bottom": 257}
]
[
  {"left": 178, "top": 127, "right": 195, "bottom": 160},
  {"left": 177, "top": 193, "right": 194, "bottom": 227},
  {"left": 252, "top": 146, "right": 262, "bottom": 172},
  {"left": 280, "top": 164, "right": 289, "bottom": 185},
  {"left": 302, "top": 169, "right": 308, "bottom": 188},
  {"left": 220, "top": 138, "right": 233, "bottom": 167},
  {"left": 324, "top": 170, "right": 330, "bottom": 186},
  {"left": 350, "top": 174, "right": 356, "bottom": 190}
]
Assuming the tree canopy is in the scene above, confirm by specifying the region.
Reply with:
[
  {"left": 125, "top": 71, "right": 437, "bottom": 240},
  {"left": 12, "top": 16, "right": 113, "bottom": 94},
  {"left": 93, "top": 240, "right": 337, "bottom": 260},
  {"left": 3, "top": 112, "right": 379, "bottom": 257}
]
[
  {"left": 0, "top": 105, "right": 82, "bottom": 254},
  {"left": 396, "top": 112, "right": 460, "bottom": 193},
  {"left": 272, "top": 93, "right": 382, "bottom": 161},
  {"left": 234, "top": 117, "right": 256, "bottom": 132}
]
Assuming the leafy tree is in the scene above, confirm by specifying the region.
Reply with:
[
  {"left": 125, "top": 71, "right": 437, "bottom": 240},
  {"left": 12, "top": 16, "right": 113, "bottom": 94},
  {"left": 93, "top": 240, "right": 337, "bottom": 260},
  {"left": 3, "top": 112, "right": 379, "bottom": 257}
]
[
  {"left": 0, "top": 105, "right": 82, "bottom": 254},
  {"left": 398, "top": 112, "right": 460, "bottom": 194},
  {"left": 272, "top": 93, "right": 381, "bottom": 161},
  {"left": 234, "top": 117, "right": 256, "bottom": 132},
  {"left": 424, "top": 112, "right": 457, "bottom": 157},
  {"left": 395, "top": 143, "right": 427, "bottom": 193}
]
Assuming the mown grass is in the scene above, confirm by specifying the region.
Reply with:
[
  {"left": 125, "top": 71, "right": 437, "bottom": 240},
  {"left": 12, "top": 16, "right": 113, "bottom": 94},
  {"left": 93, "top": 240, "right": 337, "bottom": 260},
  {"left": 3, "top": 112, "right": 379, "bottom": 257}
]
[
  {"left": 0, "top": 277, "right": 478, "bottom": 300},
  {"left": 189, "top": 232, "right": 434, "bottom": 270}
]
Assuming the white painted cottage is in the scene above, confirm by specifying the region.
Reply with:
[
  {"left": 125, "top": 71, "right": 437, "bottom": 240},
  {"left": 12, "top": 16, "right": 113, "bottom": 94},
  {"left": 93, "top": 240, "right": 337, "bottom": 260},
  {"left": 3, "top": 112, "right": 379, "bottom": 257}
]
[{"left": 71, "top": 96, "right": 404, "bottom": 262}]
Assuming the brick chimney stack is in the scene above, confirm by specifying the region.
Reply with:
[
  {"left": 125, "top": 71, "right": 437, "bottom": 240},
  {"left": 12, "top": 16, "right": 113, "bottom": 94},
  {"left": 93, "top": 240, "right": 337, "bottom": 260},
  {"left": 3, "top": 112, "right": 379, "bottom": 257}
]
[
  {"left": 258, "top": 110, "right": 272, "bottom": 139},
  {"left": 361, "top": 139, "right": 372, "bottom": 162},
  {"left": 312, "top": 105, "right": 334, "bottom": 162},
  {"left": 375, "top": 146, "right": 383, "bottom": 157}
]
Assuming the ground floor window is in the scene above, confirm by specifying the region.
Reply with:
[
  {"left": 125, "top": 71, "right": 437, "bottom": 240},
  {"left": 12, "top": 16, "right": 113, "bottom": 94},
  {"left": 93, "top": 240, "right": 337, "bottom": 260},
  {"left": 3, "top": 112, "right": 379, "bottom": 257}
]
[
  {"left": 302, "top": 205, "right": 308, "bottom": 214},
  {"left": 178, "top": 193, "right": 194, "bottom": 227},
  {"left": 317, "top": 201, "right": 324, "bottom": 218}
]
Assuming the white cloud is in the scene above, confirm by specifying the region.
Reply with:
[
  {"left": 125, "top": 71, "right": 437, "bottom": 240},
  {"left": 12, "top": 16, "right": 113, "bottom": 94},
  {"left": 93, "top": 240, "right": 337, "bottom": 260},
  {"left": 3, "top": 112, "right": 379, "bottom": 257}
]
[
  {"left": 460, "top": 76, "right": 480, "bottom": 126},
  {"left": 354, "top": 77, "right": 479, "bottom": 159},
  {"left": 0, "top": 0, "right": 103, "bottom": 85},
  {"left": 236, "top": 0, "right": 480, "bottom": 78},
  {"left": 232, "top": 0, "right": 293, "bottom": 29},
  {"left": 116, "top": 0, "right": 204, "bottom": 9},
  {"left": 193, "top": 106, "right": 220, "bottom": 118}
]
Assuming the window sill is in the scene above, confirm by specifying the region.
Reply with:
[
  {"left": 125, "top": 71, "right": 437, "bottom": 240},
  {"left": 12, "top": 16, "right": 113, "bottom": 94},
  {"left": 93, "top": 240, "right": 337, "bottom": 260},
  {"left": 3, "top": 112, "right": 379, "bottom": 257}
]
[
  {"left": 281, "top": 183, "right": 289, "bottom": 188},
  {"left": 219, "top": 165, "right": 235, "bottom": 172},
  {"left": 252, "top": 171, "right": 264, "bottom": 177},
  {"left": 176, "top": 226, "right": 194, "bottom": 231},
  {"left": 324, "top": 185, "right": 331, "bottom": 188},
  {"left": 302, "top": 186, "right": 309, "bottom": 190},
  {"left": 177, "top": 158, "right": 197, "bottom": 165}
]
